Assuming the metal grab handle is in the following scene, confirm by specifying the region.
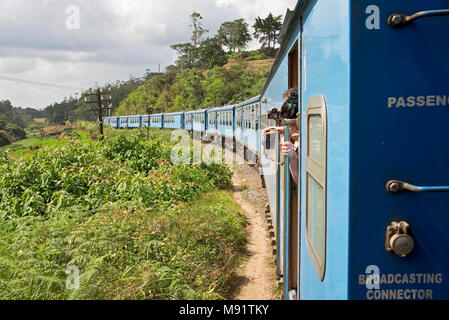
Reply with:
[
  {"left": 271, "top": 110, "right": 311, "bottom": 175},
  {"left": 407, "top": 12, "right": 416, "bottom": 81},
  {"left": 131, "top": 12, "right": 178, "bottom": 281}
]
[
  {"left": 388, "top": 9, "right": 449, "bottom": 28},
  {"left": 386, "top": 180, "right": 449, "bottom": 194}
]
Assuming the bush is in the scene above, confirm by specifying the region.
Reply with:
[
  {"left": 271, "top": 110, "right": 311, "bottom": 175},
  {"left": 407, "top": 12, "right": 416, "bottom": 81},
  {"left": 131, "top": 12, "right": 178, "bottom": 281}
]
[
  {"left": 5, "top": 123, "right": 26, "bottom": 141},
  {"left": 0, "top": 130, "right": 12, "bottom": 146}
]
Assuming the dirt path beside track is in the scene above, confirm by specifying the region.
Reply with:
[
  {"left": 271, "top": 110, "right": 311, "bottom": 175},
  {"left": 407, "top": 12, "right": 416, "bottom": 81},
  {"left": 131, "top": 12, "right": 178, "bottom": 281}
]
[{"left": 229, "top": 161, "right": 279, "bottom": 300}]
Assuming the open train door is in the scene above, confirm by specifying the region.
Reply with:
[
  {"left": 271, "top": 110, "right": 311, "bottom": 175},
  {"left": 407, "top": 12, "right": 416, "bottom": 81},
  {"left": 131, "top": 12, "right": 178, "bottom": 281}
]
[{"left": 350, "top": 1, "right": 449, "bottom": 300}]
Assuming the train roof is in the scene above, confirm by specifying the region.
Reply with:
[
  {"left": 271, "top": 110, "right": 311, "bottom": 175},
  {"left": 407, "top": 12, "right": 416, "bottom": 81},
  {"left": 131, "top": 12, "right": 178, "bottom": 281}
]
[
  {"left": 164, "top": 111, "right": 184, "bottom": 116},
  {"left": 236, "top": 95, "right": 261, "bottom": 108},
  {"left": 207, "top": 104, "right": 237, "bottom": 112},
  {"left": 118, "top": 115, "right": 141, "bottom": 118},
  {"left": 184, "top": 108, "right": 209, "bottom": 115}
]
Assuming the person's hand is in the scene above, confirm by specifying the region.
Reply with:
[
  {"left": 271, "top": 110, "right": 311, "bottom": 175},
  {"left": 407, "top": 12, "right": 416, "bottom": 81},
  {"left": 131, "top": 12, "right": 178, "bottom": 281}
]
[
  {"left": 264, "top": 126, "right": 284, "bottom": 136},
  {"left": 281, "top": 141, "right": 295, "bottom": 158}
]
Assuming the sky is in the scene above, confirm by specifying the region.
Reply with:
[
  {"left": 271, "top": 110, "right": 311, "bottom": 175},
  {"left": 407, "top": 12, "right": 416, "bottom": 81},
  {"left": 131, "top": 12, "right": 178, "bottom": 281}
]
[{"left": 0, "top": 0, "right": 297, "bottom": 110}]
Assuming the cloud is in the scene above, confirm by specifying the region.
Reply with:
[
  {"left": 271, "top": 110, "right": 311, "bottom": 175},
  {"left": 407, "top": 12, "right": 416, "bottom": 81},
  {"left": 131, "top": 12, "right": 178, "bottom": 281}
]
[{"left": 0, "top": 0, "right": 297, "bottom": 109}]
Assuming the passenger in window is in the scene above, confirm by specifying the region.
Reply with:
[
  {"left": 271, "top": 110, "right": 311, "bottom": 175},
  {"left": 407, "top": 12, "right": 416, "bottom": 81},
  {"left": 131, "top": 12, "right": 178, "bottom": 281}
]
[{"left": 263, "top": 88, "right": 299, "bottom": 184}]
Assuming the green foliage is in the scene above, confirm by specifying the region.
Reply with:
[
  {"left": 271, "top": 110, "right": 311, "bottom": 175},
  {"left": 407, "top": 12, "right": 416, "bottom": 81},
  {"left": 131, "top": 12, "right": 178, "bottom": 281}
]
[
  {"left": 44, "top": 77, "right": 143, "bottom": 125},
  {"left": 197, "top": 37, "right": 228, "bottom": 69},
  {"left": 172, "top": 69, "right": 205, "bottom": 111},
  {"left": 0, "top": 130, "right": 243, "bottom": 300},
  {"left": 0, "top": 100, "right": 43, "bottom": 147},
  {"left": 217, "top": 19, "right": 252, "bottom": 53},
  {"left": 0, "top": 130, "right": 12, "bottom": 147},
  {"left": 253, "top": 13, "right": 283, "bottom": 49},
  {"left": 5, "top": 123, "right": 26, "bottom": 141},
  {"left": 116, "top": 62, "right": 268, "bottom": 115},
  {"left": 203, "top": 63, "right": 268, "bottom": 107}
]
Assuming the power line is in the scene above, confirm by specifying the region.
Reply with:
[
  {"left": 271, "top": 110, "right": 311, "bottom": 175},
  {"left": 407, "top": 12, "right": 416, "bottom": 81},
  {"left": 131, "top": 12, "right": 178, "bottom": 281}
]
[{"left": 0, "top": 75, "right": 84, "bottom": 91}]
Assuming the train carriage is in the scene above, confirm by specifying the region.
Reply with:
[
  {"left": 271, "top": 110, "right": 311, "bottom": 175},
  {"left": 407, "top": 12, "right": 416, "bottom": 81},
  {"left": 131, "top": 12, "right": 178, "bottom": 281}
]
[
  {"left": 150, "top": 114, "right": 164, "bottom": 129},
  {"left": 207, "top": 105, "right": 236, "bottom": 148},
  {"left": 236, "top": 96, "right": 261, "bottom": 164},
  {"left": 185, "top": 109, "right": 208, "bottom": 137},
  {"left": 260, "top": 0, "right": 449, "bottom": 300},
  {"left": 163, "top": 112, "right": 184, "bottom": 130}
]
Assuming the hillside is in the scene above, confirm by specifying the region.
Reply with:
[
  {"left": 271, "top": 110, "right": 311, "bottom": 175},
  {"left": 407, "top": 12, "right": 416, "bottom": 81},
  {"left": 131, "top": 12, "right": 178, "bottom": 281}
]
[{"left": 114, "top": 52, "right": 274, "bottom": 117}]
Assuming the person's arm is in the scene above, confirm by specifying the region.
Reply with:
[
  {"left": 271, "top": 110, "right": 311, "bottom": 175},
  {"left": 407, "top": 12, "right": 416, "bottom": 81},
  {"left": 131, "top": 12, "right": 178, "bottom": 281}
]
[
  {"left": 264, "top": 126, "right": 284, "bottom": 136},
  {"left": 281, "top": 141, "right": 299, "bottom": 184}
]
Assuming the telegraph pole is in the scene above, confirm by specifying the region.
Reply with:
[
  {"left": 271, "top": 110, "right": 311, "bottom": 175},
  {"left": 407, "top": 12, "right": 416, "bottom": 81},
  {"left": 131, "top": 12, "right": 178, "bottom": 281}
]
[
  {"left": 146, "top": 106, "right": 152, "bottom": 140},
  {"left": 84, "top": 88, "right": 112, "bottom": 141}
]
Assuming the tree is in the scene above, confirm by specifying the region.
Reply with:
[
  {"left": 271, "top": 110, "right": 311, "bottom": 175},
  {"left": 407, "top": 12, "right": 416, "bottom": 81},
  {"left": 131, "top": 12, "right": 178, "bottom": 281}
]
[
  {"left": 253, "top": 13, "right": 283, "bottom": 49},
  {"left": 170, "top": 43, "right": 197, "bottom": 69},
  {"left": 197, "top": 37, "right": 228, "bottom": 69},
  {"left": 0, "top": 130, "right": 12, "bottom": 147},
  {"left": 217, "top": 19, "right": 252, "bottom": 52},
  {"left": 172, "top": 68, "right": 205, "bottom": 111},
  {"left": 171, "top": 12, "right": 209, "bottom": 70},
  {"left": 5, "top": 123, "right": 26, "bottom": 141},
  {"left": 190, "top": 12, "right": 208, "bottom": 48}
]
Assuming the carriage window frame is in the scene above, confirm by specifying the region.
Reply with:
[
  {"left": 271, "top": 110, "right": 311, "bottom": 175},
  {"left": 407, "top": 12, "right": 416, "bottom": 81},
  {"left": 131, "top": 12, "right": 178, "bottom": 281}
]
[{"left": 305, "top": 95, "right": 328, "bottom": 282}]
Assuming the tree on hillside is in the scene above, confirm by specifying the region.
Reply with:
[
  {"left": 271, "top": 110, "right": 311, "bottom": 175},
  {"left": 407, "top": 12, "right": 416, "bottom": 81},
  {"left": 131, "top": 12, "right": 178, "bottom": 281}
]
[
  {"left": 217, "top": 19, "right": 252, "bottom": 53},
  {"left": 171, "top": 12, "right": 209, "bottom": 70},
  {"left": 197, "top": 37, "right": 228, "bottom": 69},
  {"left": 253, "top": 13, "right": 283, "bottom": 49},
  {"left": 190, "top": 12, "right": 209, "bottom": 48},
  {"left": 171, "top": 43, "right": 197, "bottom": 69}
]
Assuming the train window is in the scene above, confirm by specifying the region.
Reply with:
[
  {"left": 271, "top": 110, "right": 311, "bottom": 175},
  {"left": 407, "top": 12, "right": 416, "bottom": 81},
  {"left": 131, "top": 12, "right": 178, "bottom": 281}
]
[
  {"left": 251, "top": 105, "right": 255, "bottom": 130},
  {"left": 306, "top": 95, "right": 327, "bottom": 282},
  {"left": 256, "top": 104, "right": 259, "bottom": 130}
]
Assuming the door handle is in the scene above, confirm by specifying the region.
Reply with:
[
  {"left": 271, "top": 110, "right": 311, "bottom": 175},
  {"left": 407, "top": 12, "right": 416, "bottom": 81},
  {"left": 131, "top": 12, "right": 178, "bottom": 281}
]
[
  {"left": 388, "top": 9, "right": 449, "bottom": 28},
  {"left": 386, "top": 180, "right": 449, "bottom": 194}
]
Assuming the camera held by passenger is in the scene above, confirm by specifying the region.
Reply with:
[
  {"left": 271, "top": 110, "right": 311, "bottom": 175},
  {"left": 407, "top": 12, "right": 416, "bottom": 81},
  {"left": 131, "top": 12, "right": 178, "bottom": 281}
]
[{"left": 267, "top": 108, "right": 281, "bottom": 123}]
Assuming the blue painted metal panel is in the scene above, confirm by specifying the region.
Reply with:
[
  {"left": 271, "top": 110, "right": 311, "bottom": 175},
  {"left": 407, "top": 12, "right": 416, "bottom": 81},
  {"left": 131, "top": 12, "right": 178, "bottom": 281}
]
[
  {"left": 349, "top": 0, "right": 449, "bottom": 300},
  {"left": 300, "top": 0, "right": 350, "bottom": 300}
]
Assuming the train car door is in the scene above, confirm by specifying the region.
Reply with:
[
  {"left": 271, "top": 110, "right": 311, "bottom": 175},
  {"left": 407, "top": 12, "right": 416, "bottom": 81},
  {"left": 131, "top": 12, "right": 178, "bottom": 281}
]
[
  {"left": 350, "top": 1, "right": 449, "bottom": 300},
  {"left": 283, "top": 40, "right": 301, "bottom": 300}
]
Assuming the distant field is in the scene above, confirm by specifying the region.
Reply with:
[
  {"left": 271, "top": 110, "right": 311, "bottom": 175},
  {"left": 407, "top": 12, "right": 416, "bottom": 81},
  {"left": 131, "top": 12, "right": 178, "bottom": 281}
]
[
  {"left": 2, "top": 124, "right": 84, "bottom": 158},
  {"left": 34, "top": 118, "right": 46, "bottom": 123}
]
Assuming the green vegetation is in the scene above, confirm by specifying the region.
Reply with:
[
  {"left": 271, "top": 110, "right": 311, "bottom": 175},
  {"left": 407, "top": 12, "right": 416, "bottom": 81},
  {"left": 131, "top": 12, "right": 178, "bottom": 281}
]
[
  {"left": 217, "top": 19, "right": 252, "bottom": 53},
  {"left": 0, "top": 129, "right": 245, "bottom": 300},
  {"left": 116, "top": 62, "right": 267, "bottom": 115},
  {"left": 253, "top": 13, "right": 283, "bottom": 49},
  {"left": 0, "top": 100, "right": 45, "bottom": 147},
  {"left": 45, "top": 77, "right": 143, "bottom": 125}
]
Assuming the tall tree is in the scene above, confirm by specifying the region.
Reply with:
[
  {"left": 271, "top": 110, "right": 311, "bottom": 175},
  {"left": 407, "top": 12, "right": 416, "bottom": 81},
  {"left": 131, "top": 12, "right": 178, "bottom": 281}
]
[
  {"left": 190, "top": 12, "right": 209, "bottom": 48},
  {"left": 171, "top": 12, "right": 209, "bottom": 69},
  {"left": 217, "top": 19, "right": 252, "bottom": 52},
  {"left": 253, "top": 13, "right": 283, "bottom": 49},
  {"left": 197, "top": 37, "right": 228, "bottom": 69}
]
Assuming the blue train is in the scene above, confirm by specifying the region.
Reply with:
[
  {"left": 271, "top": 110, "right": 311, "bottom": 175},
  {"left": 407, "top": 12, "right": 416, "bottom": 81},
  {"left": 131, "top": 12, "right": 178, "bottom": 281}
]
[{"left": 104, "top": 0, "right": 449, "bottom": 300}]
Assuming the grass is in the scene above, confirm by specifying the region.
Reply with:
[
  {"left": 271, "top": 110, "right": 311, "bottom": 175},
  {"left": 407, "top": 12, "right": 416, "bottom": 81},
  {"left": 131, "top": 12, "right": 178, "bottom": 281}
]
[
  {"left": 0, "top": 191, "right": 246, "bottom": 300},
  {"left": 0, "top": 127, "right": 246, "bottom": 300}
]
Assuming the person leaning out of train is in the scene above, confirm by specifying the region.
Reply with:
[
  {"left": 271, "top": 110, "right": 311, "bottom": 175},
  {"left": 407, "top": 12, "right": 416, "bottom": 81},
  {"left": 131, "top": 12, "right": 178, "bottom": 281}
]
[{"left": 263, "top": 88, "right": 299, "bottom": 184}]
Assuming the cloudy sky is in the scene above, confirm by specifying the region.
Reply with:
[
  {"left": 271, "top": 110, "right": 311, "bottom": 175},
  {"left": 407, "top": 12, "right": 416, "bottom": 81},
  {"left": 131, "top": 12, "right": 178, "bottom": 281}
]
[{"left": 0, "top": 0, "right": 297, "bottom": 110}]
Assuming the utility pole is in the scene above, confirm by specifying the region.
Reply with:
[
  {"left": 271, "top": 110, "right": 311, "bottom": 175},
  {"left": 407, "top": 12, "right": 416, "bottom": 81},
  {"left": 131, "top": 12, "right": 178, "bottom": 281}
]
[
  {"left": 146, "top": 106, "right": 152, "bottom": 140},
  {"left": 83, "top": 88, "right": 112, "bottom": 141}
]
